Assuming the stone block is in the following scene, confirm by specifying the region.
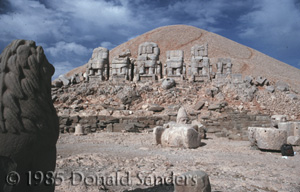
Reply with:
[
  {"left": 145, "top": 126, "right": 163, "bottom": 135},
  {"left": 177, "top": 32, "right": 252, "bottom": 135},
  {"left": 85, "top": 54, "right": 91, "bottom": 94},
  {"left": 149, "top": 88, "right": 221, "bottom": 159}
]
[
  {"left": 271, "top": 115, "right": 287, "bottom": 128},
  {"left": 248, "top": 127, "right": 257, "bottom": 146},
  {"left": 278, "top": 122, "right": 294, "bottom": 137},
  {"left": 255, "top": 76, "right": 266, "bottom": 86},
  {"left": 161, "top": 78, "right": 176, "bottom": 89},
  {"left": 208, "top": 104, "right": 221, "bottom": 110},
  {"left": 148, "top": 104, "right": 164, "bottom": 112},
  {"left": 287, "top": 136, "right": 300, "bottom": 146},
  {"left": 69, "top": 115, "right": 80, "bottom": 123},
  {"left": 174, "top": 170, "right": 211, "bottom": 192},
  {"left": 287, "top": 94, "right": 298, "bottom": 100},
  {"left": 58, "top": 75, "right": 70, "bottom": 86},
  {"left": 255, "top": 115, "right": 270, "bottom": 121},
  {"left": 106, "top": 124, "right": 113, "bottom": 132},
  {"left": 153, "top": 126, "right": 166, "bottom": 144},
  {"left": 194, "top": 101, "right": 205, "bottom": 110},
  {"left": 255, "top": 128, "right": 287, "bottom": 151},
  {"left": 294, "top": 122, "right": 300, "bottom": 137},
  {"left": 244, "top": 76, "right": 253, "bottom": 84},
  {"left": 232, "top": 74, "right": 243, "bottom": 84},
  {"left": 265, "top": 85, "right": 275, "bottom": 93},
  {"left": 275, "top": 81, "right": 289, "bottom": 92}
]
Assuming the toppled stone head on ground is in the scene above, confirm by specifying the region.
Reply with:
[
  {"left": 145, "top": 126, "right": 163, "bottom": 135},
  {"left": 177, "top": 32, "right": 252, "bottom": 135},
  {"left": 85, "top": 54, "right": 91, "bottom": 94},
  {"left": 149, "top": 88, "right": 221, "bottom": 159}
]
[
  {"left": 0, "top": 39, "right": 59, "bottom": 192},
  {"left": 154, "top": 106, "right": 202, "bottom": 148}
]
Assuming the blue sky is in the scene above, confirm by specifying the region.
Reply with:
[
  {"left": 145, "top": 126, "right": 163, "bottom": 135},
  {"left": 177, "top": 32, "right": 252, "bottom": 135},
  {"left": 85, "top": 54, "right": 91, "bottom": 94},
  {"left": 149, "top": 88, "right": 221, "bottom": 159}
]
[{"left": 1, "top": 0, "right": 300, "bottom": 79}]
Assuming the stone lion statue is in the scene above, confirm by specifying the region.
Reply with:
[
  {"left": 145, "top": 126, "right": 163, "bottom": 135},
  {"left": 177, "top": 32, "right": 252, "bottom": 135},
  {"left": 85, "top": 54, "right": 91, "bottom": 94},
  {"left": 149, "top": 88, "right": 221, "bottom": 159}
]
[{"left": 0, "top": 40, "right": 59, "bottom": 192}]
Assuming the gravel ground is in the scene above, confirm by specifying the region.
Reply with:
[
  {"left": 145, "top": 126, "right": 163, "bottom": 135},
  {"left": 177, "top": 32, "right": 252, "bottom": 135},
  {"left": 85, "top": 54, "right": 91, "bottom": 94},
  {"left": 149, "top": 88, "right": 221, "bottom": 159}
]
[{"left": 55, "top": 132, "right": 300, "bottom": 192}]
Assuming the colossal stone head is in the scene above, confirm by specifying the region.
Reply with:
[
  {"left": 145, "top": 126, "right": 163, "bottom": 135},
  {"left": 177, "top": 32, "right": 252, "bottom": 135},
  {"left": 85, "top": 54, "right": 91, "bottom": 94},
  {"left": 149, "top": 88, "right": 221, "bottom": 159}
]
[{"left": 176, "top": 106, "right": 189, "bottom": 124}]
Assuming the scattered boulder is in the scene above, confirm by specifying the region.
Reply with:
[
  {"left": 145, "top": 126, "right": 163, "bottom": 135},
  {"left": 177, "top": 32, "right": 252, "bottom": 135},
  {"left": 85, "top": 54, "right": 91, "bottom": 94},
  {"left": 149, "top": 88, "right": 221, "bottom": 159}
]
[
  {"left": 206, "top": 87, "right": 219, "bottom": 97},
  {"left": 208, "top": 103, "right": 221, "bottom": 110},
  {"left": 58, "top": 75, "right": 70, "bottom": 86},
  {"left": 278, "top": 122, "right": 294, "bottom": 137},
  {"left": 255, "top": 76, "right": 267, "bottom": 86},
  {"left": 271, "top": 115, "right": 287, "bottom": 128},
  {"left": 191, "top": 120, "right": 207, "bottom": 139},
  {"left": 153, "top": 126, "right": 165, "bottom": 144},
  {"left": 255, "top": 128, "right": 287, "bottom": 151},
  {"left": 194, "top": 101, "right": 205, "bottom": 110},
  {"left": 148, "top": 104, "right": 164, "bottom": 112},
  {"left": 125, "top": 124, "right": 140, "bottom": 132},
  {"left": 287, "top": 136, "right": 300, "bottom": 146},
  {"left": 248, "top": 127, "right": 257, "bottom": 147},
  {"left": 215, "top": 92, "right": 225, "bottom": 101},
  {"left": 294, "top": 122, "right": 300, "bottom": 136},
  {"left": 174, "top": 170, "right": 211, "bottom": 192},
  {"left": 287, "top": 94, "right": 298, "bottom": 100},
  {"left": 275, "top": 81, "right": 289, "bottom": 92},
  {"left": 53, "top": 80, "right": 63, "bottom": 88},
  {"left": 244, "top": 76, "right": 253, "bottom": 84},
  {"left": 161, "top": 78, "right": 175, "bottom": 89},
  {"left": 265, "top": 85, "right": 275, "bottom": 93}
]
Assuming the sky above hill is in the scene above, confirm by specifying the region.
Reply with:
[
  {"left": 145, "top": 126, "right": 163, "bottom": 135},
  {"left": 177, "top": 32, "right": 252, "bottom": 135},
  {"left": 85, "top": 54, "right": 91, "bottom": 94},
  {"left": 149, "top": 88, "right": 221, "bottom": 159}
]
[{"left": 1, "top": 0, "right": 300, "bottom": 79}]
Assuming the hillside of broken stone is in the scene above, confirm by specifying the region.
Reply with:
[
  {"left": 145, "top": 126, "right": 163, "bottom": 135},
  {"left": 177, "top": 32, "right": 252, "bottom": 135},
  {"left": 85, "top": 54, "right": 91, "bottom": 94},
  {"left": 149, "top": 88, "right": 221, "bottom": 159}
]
[{"left": 66, "top": 25, "right": 300, "bottom": 91}]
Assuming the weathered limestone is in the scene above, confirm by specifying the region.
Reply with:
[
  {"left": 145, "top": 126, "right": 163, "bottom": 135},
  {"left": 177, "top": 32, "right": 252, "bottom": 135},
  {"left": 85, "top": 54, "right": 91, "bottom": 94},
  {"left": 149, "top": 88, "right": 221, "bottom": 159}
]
[
  {"left": 74, "top": 124, "right": 84, "bottom": 135},
  {"left": 174, "top": 170, "right": 211, "bottom": 192},
  {"left": 191, "top": 120, "right": 207, "bottom": 139},
  {"left": 294, "top": 122, "right": 300, "bottom": 137},
  {"left": 255, "top": 128, "right": 287, "bottom": 150},
  {"left": 216, "top": 58, "right": 232, "bottom": 78},
  {"left": 249, "top": 127, "right": 289, "bottom": 150},
  {"left": 161, "top": 78, "right": 176, "bottom": 90},
  {"left": 248, "top": 127, "right": 257, "bottom": 146},
  {"left": 287, "top": 136, "right": 300, "bottom": 146},
  {"left": 111, "top": 49, "right": 133, "bottom": 81},
  {"left": 86, "top": 47, "right": 109, "bottom": 81},
  {"left": 275, "top": 80, "right": 290, "bottom": 92},
  {"left": 159, "top": 125, "right": 201, "bottom": 148},
  {"left": 135, "top": 42, "right": 161, "bottom": 81},
  {"left": 189, "top": 44, "right": 211, "bottom": 82},
  {"left": 58, "top": 75, "right": 70, "bottom": 86},
  {"left": 271, "top": 115, "right": 287, "bottom": 128},
  {"left": 164, "top": 50, "right": 185, "bottom": 80},
  {"left": 154, "top": 107, "right": 202, "bottom": 148},
  {"left": 0, "top": 40, "right": 59, "bottom": 192},
  {"left": 255, "top": 76, "right": 267, "bottom": 86},
  {"left": 278, "top": 122, "right": 295, "bottom": 137},
  {"left": 176, "top": 106, "right": 189, "bottom": 124}
]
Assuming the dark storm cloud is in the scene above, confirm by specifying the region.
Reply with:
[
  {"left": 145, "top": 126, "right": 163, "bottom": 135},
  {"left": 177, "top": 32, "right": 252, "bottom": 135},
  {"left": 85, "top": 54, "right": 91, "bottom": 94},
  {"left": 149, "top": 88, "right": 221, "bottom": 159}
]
[{"left": 0, "top": 0, "right": 299, "bottom": 79}]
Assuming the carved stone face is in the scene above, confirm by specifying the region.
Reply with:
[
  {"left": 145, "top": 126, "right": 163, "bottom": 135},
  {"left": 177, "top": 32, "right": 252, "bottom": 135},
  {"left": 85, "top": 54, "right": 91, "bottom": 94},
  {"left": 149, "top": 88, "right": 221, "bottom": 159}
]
[
  {"left": 178, "top": 118, "right": 189, "bottom": 124},
  {"left": 176, "top": 107, "right": 189, "bottom": 124}
]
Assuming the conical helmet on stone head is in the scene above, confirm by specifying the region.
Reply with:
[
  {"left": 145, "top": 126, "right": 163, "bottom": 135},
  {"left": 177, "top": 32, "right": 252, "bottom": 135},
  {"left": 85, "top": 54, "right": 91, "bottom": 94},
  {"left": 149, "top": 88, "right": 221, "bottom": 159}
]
[{"left": 176, "top": 107, "right": 189, "bottom": 124}]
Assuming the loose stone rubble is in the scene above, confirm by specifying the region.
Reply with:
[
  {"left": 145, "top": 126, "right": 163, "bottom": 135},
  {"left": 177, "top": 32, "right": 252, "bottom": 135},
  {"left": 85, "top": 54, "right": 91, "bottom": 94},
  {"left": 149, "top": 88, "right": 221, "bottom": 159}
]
[
  {"left": 248, "top": 119, "right": 300, "bottom": 151},
  {"left": 52, "top": 42, "right": 299, "bottom": 149}
]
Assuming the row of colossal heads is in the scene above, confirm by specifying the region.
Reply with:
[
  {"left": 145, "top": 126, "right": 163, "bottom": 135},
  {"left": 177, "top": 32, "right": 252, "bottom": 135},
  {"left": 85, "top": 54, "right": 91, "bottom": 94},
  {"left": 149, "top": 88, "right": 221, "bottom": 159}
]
[{"left": 86, "top": 42, "right": 232, "bottom": 81}]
